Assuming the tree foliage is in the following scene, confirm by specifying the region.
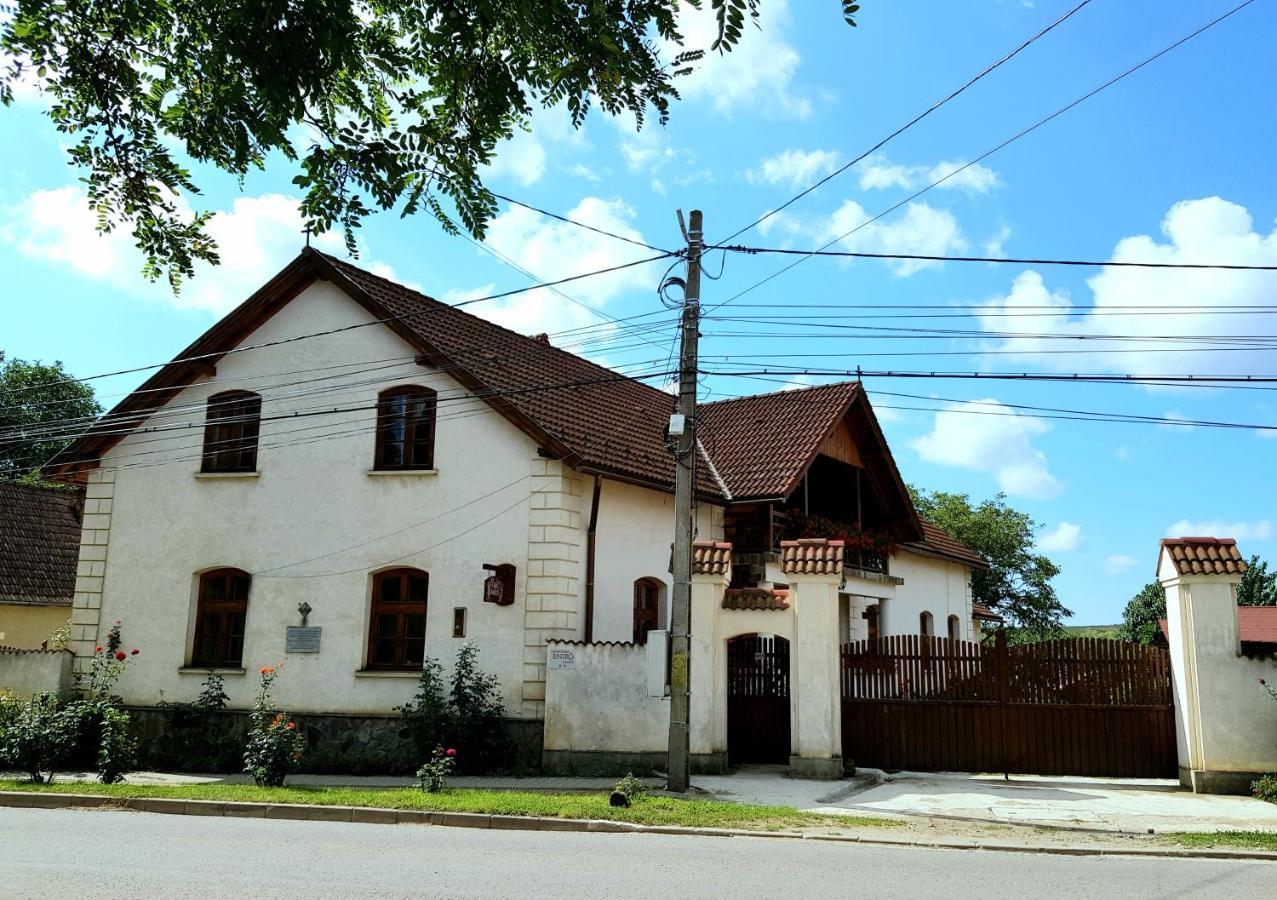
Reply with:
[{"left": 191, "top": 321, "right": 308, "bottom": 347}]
[
  {"left": 0, "top": 351, "right": 101, "bottom": 479},
  {"left": 1119, "top": 581, "right": 1166, "bottom": 645},
  {"left": 1238, "top": 555, "right": 1277, "bottom": 607},
  {"left": 1, "top": 1, "right": 860, "bottom": 289},
  {"left": 910, "top": 488, "right": 1071, "bottom": 638}
]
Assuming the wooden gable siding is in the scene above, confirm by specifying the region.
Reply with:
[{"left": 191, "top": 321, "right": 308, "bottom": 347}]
[{"left": 817, "top": 418, "right": 863, "bottom": 468}]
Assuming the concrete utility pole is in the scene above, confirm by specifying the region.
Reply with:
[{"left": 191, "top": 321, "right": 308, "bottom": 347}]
[{"left": 667, "top": 209, "right": 702, "bottom": 793}]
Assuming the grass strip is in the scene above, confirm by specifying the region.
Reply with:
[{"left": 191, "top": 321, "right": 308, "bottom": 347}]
[
  {"left": 0, "top": 780, "right": 897, "bottom": 831},
  {"left": 1168, "top": 830, "right": 1277, "bottom": 851}
]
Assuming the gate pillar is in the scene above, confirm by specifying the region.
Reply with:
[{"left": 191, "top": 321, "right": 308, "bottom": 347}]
[
  {"left": 1159, "top": 537, "right": 1253, "bottom": 793},
  {"left": 690, "top": 541, "right": 731, "bottom": 774},
  {"left": 782, "top": 539, "right": 845, "bottom": 779}
]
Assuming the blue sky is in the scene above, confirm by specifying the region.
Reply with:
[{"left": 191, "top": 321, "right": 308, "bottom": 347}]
[{"left": 2, "top": 0, "right": 1276, "bottom": 624}]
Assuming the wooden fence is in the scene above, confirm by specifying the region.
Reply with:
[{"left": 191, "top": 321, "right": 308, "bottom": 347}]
[{"left": 840, "top": 633, "right": 1177, "bottom": 777}]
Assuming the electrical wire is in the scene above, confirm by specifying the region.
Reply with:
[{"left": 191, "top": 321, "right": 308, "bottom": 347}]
[{"left": 714, "top": 245, "right": 1277, "bottom": 271}]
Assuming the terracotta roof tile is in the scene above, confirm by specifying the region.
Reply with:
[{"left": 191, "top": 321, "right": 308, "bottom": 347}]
[
  {"left": 902, "top": 519, "right": 989, "bottom": 570},
  {"left": 1161, "top": 538, "right": 1248, "bottom": 576},
  {"left": 722, "top": 588, "right": 790, "bottom": 611},
  {"left": 971, "top": 604, "right": 1004, "bottom": 622},
  {"left": 0, "top": 482, "right": 83, "bottom": 606},
  {"left": 780, "top": 538, "right": 845, "bottom": 575},
  {"left": 691, "top": 541, "right": 733, "bottom": 576}
]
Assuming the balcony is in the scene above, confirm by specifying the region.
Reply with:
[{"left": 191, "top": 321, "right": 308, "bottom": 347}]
[{"left": 726, "top": 505, "right": 894, "bottom": 585}]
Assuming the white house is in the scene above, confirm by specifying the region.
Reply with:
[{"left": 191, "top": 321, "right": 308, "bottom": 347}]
[{"left": 47, "top": 249, "right": 986, "bottom": 775}]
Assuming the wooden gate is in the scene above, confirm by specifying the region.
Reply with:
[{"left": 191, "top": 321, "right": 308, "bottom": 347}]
[
  {"left": 727, "top": 634, "right": 791, "bottom": 765},
  {"left": 840, "top": 633, "right": 1176, "bottom": 777}
]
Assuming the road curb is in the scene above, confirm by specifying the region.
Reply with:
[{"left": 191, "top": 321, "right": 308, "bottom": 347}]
[{"left": 2, "top": 791, "right": 1275, "bottom": 862}]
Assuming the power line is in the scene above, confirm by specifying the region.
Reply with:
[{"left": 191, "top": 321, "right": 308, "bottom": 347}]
[
  {"left": 0, "top": 250, "right": 677, "bottom": 396},
  {"left": 714, "top": 244, "right": 1277, "bottom": 271},
  {"left": 709, "top": 0, "right": 1260, "bottom": 311},
  {"left": 699, "top": 366, "right": 1277, "bottom": 385},
  {"left": 716, "top": 0, "right": 1095, "bottom": 244},
  {"left": 489, "top": 193, "right": 672, "bottom": 254}
]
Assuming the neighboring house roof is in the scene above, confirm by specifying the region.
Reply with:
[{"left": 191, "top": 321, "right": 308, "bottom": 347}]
[
  {"left": 0, "top": 481, "right": 83, "bottom": 606},
  {"left": 971, "top": 604, "right": 1004, "bottom": 623},
  {"left": 45, "top": 252, "right": 984, "bottom": 562},
  {"left": 1158, "top": 607, "right": 1277, "bottom": 646},
  {"left": 1160, "top": 537, "right": 1248, "bottom": 576},
  {"left": 902, "top": 519, "right": 990, "bottom": 570}
]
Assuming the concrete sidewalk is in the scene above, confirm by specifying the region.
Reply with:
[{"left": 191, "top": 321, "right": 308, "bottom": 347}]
[{"left": 693, "top": 768, "right": 1277, "bottom": 834}]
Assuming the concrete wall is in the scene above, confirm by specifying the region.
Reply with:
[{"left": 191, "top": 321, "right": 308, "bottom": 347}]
[
  {"left": 0, "top": 604, "right": 70, "bottom": 650},
  {"left": 590, "top": 478, "right": 722, "bottom": 643},
  {"left": 0, "top": 647, "right": 73, "bottom": 696},
  {"left": 881, "top": 551, "right": 973, "bottom": 640},
  {"left": 1162, "top": 551, "right": 1277, "bottom": 793},
  {"left": 85, "top": 281, "right": 540, "bottom": 716},
  {"left": 543, "top": 641, "right": 670, "bottom": 773}
]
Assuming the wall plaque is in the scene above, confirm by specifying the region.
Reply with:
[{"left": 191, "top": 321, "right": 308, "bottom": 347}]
[
  {"left": 547, "top": 646, "right": 577, "bottom": 670},
  {"left": 285, "top": 626, "right": 322, "bottom": 653}
]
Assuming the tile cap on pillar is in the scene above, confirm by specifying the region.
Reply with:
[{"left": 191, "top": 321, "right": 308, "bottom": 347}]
[
  {"left": 689, "top": 541, "right": 733, "bottom": 576},
  {"left": 1159, "top": 537, "right": 1248, "bottom": 577},
  {"left": 780, "top": 538, "right": 845, "bottom": 576}
]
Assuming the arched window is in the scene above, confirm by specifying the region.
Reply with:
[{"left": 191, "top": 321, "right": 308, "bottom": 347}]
[
  {"left": 192, "top": 568, "right": 251, "bottom": 667},
  {"left": 633, "top": 578, "right": 662, "bottom": 644},
  {"left": 948, "top": 614, "right": 961, "bottom": 642},
  {"left": 368, "top": 568, "right": 429, "bottom": 669},
  {"left": 919, "top": 611, "right": 934, "bottom": 636},
  {"left": 375, "top": 386, "right": 437, "bottom": 470},
  {"left": 201, "top": 391, "right": 262, "bottom": 473}
]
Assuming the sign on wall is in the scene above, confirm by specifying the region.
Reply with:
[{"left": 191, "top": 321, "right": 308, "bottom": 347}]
[
  {"left": 483, "top": 563, "right": 516, "bottom": 606},
  {"left": 285, "top": 626, "right": 321, "bottom": 653},
  {"left": 548, "top": 646, "right": 577, "bottom": 670}
]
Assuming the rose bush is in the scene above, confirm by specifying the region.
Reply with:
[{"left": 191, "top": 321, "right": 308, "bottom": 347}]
[{"left": 243, "top": 666, "right": 305, "bottom": 787}]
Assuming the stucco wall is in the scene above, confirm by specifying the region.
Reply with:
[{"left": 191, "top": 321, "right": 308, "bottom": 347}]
[
  {"left": 543, "top": 642, "right": 669, "bottom": 753},
  {"left": 0, "top": 647, "right": 73, "bottom": 696},
  {"left": 90, "top": 281, "right": 540, "bottom": 715},
  {"left": 881, "top": 551, "right": 973, "bottom": 640},
  {"left": 590, "top": 478, "right": 722, "bottom": 643},
  {"left": 0, "top": 604, "right": 70, "bottom": 649}
]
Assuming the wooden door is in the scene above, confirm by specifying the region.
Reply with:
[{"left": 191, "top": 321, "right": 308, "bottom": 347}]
[{"left": 727, "top": 634, "right": 791, "bottom": 765}]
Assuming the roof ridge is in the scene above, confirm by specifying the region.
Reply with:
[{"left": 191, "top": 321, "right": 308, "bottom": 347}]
[
  {"left": 320, "top": 251, "right": 676, "bottom": 408},
  {"left": 701, "top": 380, "right": 860, "bottom": 408}
]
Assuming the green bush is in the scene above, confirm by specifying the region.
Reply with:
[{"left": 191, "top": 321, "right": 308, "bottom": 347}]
[
  {"left": 398, "top": 642, "right": 510, "bottom": 775},
  {"left": 96, "top": 706, "right": 137, "bottom": 784},
  {"left": 1253, "top": 774, "right": 1277, "bottom": 803},
  {"left": 145, "top": 673, "right": 242, "bottom": 772},
  {"left": 0, "top": 692, "right": 78, "bottom": 783}
]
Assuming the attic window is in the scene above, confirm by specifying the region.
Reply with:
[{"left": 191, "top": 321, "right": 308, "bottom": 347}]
[
  {"left": 201, "top": 391, "right": 262, "bottom": 473},
  {"left": 375, "top": 386, "right": 437, "bottom": 470}
]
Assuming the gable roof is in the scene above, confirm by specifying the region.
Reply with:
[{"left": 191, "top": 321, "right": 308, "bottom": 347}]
[
  {"left": 0, "top": 482, "right": 84, "bottom": 606},
  {"left": 1160, "top": 537, "right": 1248, "bottom": 577},
  {"left": 47, "top": 252, "right": 931, "bottom": 549}
]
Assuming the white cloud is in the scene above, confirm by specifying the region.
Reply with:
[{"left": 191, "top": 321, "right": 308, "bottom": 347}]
[
  {"left": 669, "top": 0, "right": 812, "bottom": 118},
  {"left": 482, "top": 127, "right": 546, "bottom": 186},
  {"left": 912, "top": 399, "right": 1061, "bottom": 499},
  {"left": 470, "top": 196, "right": 654, "bottom": 334},
  {"left": 747, "top": 149, "right": 842, "bottom": 191},
  {"left": 0, "top": 187, "right": 350, "bottom": 313},
  {"left": 567, "top": 164, "right": 601, "bottom": 183},
  {"left": 977, "top": 198, "right": 1277, "bottom": 376},
  {"left": 1104, "top": 554, "right": 1137, "bottom": 575},
  {"left": 824, "top": 200, "right": 967, "bottom": 276},
  {"left": 984, "top": 223, "right": 1012, "bottom": 258},
  {"left": 1166, "top": 519, "right": 1272, "bottom": 541},
  {"left": 858, "top": 155, "right": 1000, "bottom": 194},
  {"left": 1036, "top": 521, "right": 1082, "bottom": 553}
]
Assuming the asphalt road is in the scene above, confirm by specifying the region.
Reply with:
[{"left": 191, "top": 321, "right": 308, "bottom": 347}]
[{"left": 0, "top": 808, "right": 1271, "bottom": 899}]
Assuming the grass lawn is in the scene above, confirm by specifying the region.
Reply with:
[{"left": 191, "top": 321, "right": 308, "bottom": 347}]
[
  {"left": 1168, "top": 831, "right": 1277, "bottom": 852},
  {"left": 0, "top": 779, "right": 897, "bottom": 831}
]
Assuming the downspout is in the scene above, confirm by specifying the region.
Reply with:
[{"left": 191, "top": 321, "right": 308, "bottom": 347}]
[{"left": 584, "top": 475, "right": 602, "bottom": 643}]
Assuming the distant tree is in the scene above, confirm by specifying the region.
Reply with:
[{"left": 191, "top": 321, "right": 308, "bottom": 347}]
[
  {"left": 0, "top": 351, "right": 101, "bottom": 480},
  {"left": 1118, "top": 582, "right": 1166, "bottom": 645},
  {"left": 1238, "top": 555, "right": 1277, "bottom": 607},
  {"left": 909, "top": 488, "right": 1071, "bottom": 639},
  {"left": 0, "top": 1, "right": 863, "bottom": 289}
]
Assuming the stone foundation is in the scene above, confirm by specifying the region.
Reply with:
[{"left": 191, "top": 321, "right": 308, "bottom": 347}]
[
  {"left": 1181, "top": 767, "right": 1264, "bottom": 796},
  {"left": 541, "top": 749, "right": 728, "bottom": 777},
  {"left": 128, "top": 707, "right": 544, "bottom": 775}
]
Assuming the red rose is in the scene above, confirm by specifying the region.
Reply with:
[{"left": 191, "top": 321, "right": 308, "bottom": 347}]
[
  {"left": 285, "top": 721, "right": 296, "bottom": 731},
  {"left": 94, "top": 646, "right": 103, "bottom": 653},
  {"left": 446, "top": 748, "right": 457, "bottom": 757},
  {"left": 115, "top": 651, "right": 127, "bottom": 661},
  {"left": 131, "top": 648, "right": 140, "bottom": 656}
]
